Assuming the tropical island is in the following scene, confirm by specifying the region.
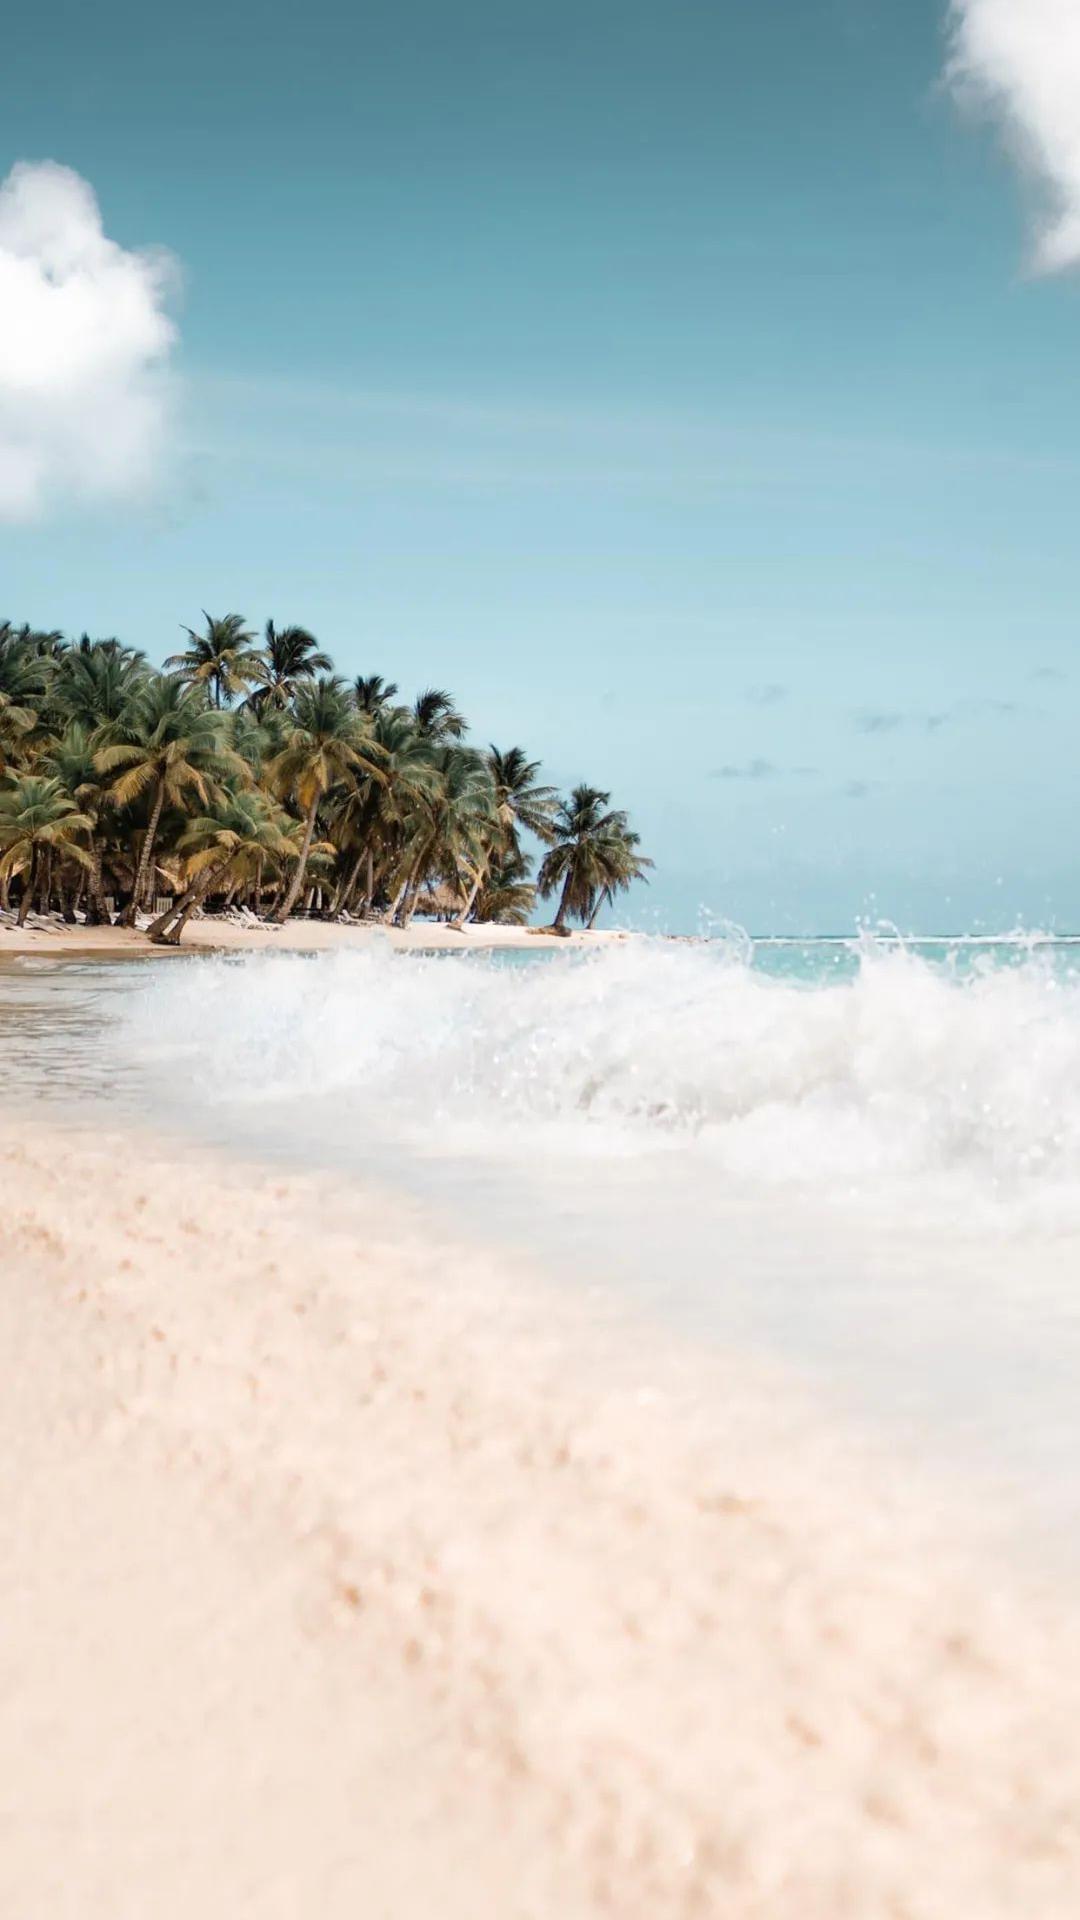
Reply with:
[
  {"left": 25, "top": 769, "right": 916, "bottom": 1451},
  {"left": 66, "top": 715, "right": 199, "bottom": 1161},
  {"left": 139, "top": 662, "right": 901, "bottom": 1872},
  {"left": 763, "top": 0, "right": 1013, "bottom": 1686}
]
[{"left": 0, "top": 615, "right": 651, "bottom": 946}]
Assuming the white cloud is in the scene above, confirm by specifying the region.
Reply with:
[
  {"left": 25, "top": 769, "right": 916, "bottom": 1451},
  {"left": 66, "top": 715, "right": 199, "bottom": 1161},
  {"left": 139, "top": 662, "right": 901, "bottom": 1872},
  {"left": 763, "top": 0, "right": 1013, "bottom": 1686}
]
[
  {"left": 948, "top": 0, "right": 1080, "bottom": 271},
  {"left": 0, "top": 160, "right": 178, "bottom": 520}
]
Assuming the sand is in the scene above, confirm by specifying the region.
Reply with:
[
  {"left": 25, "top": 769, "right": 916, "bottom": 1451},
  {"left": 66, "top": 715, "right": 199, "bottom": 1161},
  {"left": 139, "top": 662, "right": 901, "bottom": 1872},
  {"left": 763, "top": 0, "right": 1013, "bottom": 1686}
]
[
  {"left": 4, "top": 1118, "right": 1080, "bottom": 1915},
  {"left": 0, "top": 912, "right": 632, "bottom": 959}
]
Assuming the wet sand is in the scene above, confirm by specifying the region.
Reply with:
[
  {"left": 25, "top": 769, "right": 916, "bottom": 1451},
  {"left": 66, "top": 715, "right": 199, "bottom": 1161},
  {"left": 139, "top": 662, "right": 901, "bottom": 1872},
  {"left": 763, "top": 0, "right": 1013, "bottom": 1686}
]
[{"left": 4, "top": 1117, "right": 1080, "bottom": 1916}]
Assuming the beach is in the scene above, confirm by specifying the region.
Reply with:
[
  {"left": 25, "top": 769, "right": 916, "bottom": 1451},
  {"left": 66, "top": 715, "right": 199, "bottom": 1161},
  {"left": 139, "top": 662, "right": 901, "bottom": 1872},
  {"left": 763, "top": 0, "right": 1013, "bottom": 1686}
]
[
  {"left": 5, "top": 3, "right": 1078, "bottom": 1909},
  {"left": 5, "top": 1111, "right": 1080, "bottom": 1918},
  {"left": 0, "top": 912, "right": 631, "bottom": 960}
]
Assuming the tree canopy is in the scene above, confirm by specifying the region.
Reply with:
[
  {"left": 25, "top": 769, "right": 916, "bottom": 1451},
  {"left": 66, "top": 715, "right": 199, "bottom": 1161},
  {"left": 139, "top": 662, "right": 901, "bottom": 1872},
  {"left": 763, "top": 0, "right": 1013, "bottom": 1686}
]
[{"left": 0, "top": 613, "right": 650, "bottom": 941}]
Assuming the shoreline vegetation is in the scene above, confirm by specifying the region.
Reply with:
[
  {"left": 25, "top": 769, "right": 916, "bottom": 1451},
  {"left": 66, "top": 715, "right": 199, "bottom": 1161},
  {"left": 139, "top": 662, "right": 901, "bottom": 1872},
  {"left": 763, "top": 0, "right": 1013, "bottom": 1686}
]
[{"left": 0, "top": 615, "right": 652, "bottom": 946}]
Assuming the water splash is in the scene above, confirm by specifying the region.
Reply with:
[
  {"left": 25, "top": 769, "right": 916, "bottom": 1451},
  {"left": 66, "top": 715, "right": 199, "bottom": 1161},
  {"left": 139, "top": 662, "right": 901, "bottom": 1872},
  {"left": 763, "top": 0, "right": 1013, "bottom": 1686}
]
[{"left": 116, "top": 936, "right": 1080, "bottom": 1203}]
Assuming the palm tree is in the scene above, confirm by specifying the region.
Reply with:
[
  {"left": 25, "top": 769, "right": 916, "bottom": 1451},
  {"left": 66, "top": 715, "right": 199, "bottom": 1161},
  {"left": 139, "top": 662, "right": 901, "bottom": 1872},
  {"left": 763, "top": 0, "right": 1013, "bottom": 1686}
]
[
  {"left": 474, "top": 847, "right": 536, "bottom": 925},
  {"left": 23, "top": 626, "right": 66, "bottom": 661},
  {"left": 147, "top": 788, "right": 294, "bottom": 944},
  {"left": 95, "top": 677, "right": 238, "bottom": 923},
  {"left": 165, "top": 612, "right": 264, "bottom": 709},
  {"left": 267, "top": 677, "right": 385, "bottom": 922},
  {"left": 0, "top": 775, "right": 93, "bottom": 926},
  {"left": 353, "top": 673, "right": 399, "bottom": 715},
  {"left": 392, "top": 744, "right": 496, "bottom": 926},
  {"left": 250, "top": 620, "right": 333, "bottom": 713},
  {"left": 585, "top": 824, "right": 653, "bottom": 928},
  {"left": 54, "top": 638, "right": 147, "bottom": 735},
  {"left": 0, "top": 623, "right": 47, "bottom": 772},
  {"left": 449, "top": 744, "right": 559, "bottom": 929},
  {"left": 537, "top": 785, "right": 647, "bottom": 930},
  {"left": 46, "top": 723, "right": 112, "bottom": 922},
  {"left": 412, "top": 686, "right": 466, "bottom": 741},
  {"left": 0, "top": 605, "right": 655, "bottom": 935},
  {"left": 326, "top": 704, "right": 438, "bottom": 917},
  {"left": 487, "top": 745, "right": 559, "bottom": 848}
]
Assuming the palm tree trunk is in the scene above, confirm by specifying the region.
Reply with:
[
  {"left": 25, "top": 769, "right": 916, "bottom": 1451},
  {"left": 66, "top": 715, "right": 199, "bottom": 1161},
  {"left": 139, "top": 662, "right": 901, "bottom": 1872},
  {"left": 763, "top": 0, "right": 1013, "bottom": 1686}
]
[
  {"left": 451, "top": 871, "right": 483, "bottom": 932},
  {"left": 399, "top": 861, "right": 426, "bottom": 926},
  {"left": 587, "top": 887, "right": 610, "bottom": 931},
  {"left": 553, "top": 869, "right": 574, "bottom": 930},
  {"left": 272, "top": 792, "right": 319, "bottom": 923},
  {"left": 331, "top": 847, "right": 366, "bottom": 918},
  {"left": 122, "top": 778, "right": 165, "bottom": 926},
  {"left": 85, "top": 836, "right": 109, "bottom": 925},
  {"left": 17, "top": 848, "right": 36, "bottom": 926},
  {"left": 386, "top": 862, "right": 414, "bottom": 925},
  {"left": 148, "top": 857, "right": 231, "bottom": 945}
]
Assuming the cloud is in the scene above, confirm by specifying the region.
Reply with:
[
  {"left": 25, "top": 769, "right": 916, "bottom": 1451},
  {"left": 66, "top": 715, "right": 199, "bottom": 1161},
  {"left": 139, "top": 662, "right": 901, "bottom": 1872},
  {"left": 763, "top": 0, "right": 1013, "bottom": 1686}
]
[
  {"left": 0, "top": 160, "right": 178, "bottom": 520},
  {"left": 711, "top": 760, "right": 818, "bottom": 782},
  {"left": 947, "top": 0, "right": 1080, "bottom": 271},
  {"left": 713, "top": 758, "right": 777, "bottom": 781},
  {"left": 855, "top": 699, "right": 1017, "bottom": 734},
  {"left": 844, "top": 780, "right": 873, "bottom": 801},
  {"left": 746, "top": 683, "right": 787, "bottom": 706},
  {"left": 1030, "top": 664, "right": 1067, "bottom": 683}
]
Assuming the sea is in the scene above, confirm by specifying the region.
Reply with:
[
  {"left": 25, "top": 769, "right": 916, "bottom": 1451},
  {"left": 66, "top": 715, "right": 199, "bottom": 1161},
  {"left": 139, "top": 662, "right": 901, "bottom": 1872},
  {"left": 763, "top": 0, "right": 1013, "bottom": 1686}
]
[{"left": 5, "top": 930, "right": 1080, "bottom": 1558}]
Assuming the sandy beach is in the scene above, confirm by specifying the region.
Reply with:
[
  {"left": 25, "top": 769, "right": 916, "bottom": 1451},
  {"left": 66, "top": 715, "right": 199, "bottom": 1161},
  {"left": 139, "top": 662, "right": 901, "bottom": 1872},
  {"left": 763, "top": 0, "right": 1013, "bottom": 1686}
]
[
  {"left": 0, "top": 912, "right": 632, "bottom": 960},
  {"left": 4, "top": 1115, "right": 1080, "bottom": 1918}
]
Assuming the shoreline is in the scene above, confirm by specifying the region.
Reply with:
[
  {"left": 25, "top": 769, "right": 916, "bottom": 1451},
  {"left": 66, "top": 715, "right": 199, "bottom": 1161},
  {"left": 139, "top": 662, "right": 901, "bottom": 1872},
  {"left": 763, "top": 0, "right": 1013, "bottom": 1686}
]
[
  {"left": 0, "top": 915, "right": 634, "bottom": 960},
  {"left": 5, "top": 1113, "right": 1080, "bottom": 1916}
]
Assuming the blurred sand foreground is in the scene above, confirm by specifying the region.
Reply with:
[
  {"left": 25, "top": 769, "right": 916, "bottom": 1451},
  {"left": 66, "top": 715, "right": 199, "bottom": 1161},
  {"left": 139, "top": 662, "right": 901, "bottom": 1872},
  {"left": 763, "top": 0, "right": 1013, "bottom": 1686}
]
[{"left": 3, "top": 1119, "right": 1080, "bottom": 1919}]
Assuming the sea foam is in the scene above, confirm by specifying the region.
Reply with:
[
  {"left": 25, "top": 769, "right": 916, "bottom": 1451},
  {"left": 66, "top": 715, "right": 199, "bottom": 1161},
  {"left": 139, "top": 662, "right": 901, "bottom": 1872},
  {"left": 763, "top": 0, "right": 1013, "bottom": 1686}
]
[{"left": 119, "top": 936, "right": 1080, "bottom": 1208}]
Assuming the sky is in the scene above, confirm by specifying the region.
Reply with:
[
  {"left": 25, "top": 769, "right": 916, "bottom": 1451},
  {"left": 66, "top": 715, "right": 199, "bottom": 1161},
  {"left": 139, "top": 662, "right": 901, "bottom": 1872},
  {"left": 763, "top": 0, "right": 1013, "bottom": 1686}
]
[{"left": 3, "top": 0, "right": 1080, "bottom": 933}]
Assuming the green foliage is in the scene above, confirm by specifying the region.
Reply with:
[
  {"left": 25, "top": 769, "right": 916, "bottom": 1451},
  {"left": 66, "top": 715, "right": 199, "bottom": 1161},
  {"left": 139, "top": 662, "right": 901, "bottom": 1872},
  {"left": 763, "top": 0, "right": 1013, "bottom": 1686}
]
[
  {"left": 0, "top": 614, "right": 650, "bottom": 936},
  {"left": 537, "top": 785, "right": 653, "bottom": 929},
  {"left": 165, "top": 612, "right": 264, "bottom": 709}
]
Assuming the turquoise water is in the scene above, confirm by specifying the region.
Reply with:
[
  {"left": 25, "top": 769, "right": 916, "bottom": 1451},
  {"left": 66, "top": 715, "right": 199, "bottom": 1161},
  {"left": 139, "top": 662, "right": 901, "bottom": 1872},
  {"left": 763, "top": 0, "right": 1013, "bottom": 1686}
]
[
  {"left": 416, "top": 930, "right": 1080, "bottom": 984},
  {"left": 751, "top": 932, "right": 1080, "bottom": 984}
]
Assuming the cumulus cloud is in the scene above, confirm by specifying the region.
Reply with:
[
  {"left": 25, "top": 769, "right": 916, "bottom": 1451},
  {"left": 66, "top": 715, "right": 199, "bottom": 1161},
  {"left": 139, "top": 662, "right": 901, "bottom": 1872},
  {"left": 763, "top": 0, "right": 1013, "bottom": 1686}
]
[
  {"left": 745, "top": 683, "right": 787, "bottom": 707},
  {"left": 0, "top": 160, "right": 178, "bottom": 519},
  {"left": 947, "top": 0, "right": 1080, "bottom": 271}
]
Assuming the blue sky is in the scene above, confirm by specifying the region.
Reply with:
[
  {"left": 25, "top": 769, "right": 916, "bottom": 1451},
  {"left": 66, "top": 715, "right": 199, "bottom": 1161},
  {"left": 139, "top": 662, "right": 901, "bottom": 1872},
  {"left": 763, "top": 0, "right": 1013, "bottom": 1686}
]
[{"left": 3, "top": 0, "right": 1080, "bottom": 931}]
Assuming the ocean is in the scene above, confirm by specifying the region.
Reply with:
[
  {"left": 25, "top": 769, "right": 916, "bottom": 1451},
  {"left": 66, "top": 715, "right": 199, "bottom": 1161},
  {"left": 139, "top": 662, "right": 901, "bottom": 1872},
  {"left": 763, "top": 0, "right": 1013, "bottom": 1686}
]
[{"left": 5, "top": 931, "right": 1080, "bottom": 1558}]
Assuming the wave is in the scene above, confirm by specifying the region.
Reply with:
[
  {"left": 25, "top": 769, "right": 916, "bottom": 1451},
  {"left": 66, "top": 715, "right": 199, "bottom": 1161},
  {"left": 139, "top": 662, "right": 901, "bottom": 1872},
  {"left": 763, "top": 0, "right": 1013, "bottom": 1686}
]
[{"left": 118, "top": 937, "right": 1080, "bottom": 1205}]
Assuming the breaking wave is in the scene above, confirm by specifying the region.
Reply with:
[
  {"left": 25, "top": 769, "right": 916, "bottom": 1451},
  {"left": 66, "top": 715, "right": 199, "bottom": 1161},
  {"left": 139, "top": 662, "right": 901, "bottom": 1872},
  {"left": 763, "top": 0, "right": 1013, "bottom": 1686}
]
[{"left": 118, "top": 936, "right": 1080, "bottom": 1203}]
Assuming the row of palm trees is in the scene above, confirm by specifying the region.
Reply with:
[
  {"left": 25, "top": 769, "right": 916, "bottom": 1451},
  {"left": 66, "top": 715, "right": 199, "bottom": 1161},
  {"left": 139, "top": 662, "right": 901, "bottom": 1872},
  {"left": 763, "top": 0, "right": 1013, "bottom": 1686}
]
[{"left": 0, "top": 614, "right": 651, "bottom": 943}]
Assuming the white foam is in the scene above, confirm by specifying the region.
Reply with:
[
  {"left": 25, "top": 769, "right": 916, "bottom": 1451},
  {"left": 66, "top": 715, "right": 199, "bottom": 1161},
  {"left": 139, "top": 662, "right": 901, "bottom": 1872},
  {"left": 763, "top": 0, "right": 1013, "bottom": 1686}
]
[{"left": 119, "top": 937, "right": 1080, "bottom": 1213}]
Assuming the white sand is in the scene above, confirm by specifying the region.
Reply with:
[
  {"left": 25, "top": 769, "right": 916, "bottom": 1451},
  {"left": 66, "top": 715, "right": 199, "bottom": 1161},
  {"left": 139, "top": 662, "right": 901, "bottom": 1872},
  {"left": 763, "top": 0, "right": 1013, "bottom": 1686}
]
[
  {"left": 4, "top": 1118, "right": 1080, "bottom": 1917},
  {"left": 0, "top": 913, "right": 632, "bottom": 959}
]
